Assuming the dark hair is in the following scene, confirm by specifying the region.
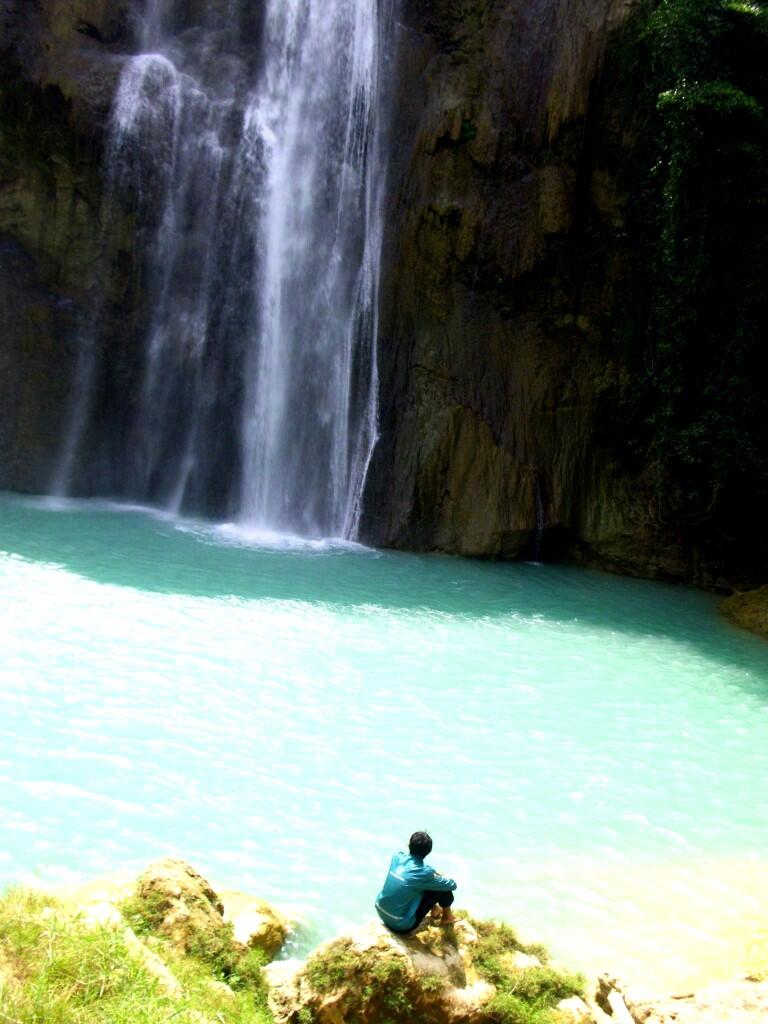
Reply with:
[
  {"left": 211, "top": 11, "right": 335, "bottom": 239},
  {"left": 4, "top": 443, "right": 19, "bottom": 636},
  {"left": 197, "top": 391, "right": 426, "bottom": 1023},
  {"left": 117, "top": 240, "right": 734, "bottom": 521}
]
[{"left": 409, "top": 831, "right": 433, "bottom": 858}]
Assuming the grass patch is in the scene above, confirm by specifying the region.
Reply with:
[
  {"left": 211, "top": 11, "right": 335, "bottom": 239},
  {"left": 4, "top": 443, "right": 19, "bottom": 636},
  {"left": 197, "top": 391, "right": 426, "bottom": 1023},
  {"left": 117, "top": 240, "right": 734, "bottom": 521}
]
[
  {"left": 465, "top": 917, "right": 584, "bottom": 1024},
  {"left": 0, "top": 886, "right": 272, "bottom": 1024},
  {"left": 119, "top": 888, "right": 168, "bottom": 935},
  {"left": 118, "top": 888, "right": 268, "bottom": 992}
]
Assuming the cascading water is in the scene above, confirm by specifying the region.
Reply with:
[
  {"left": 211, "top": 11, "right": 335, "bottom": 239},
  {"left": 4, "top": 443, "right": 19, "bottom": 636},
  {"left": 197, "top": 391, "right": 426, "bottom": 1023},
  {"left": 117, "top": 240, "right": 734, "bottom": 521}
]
[{"left": 53, "top": 0, "right": 390, "bottom": 538}]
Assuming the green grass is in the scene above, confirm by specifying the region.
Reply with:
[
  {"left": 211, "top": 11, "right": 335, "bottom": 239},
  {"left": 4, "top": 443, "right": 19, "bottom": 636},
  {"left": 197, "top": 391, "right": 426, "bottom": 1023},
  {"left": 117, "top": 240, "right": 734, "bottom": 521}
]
[
  {"left": 119, "top": 888, "right": 269, "bottom": 992},
  {"left": 119, "top": 888, "right": 168, "bottom": 936},
  {"left": 465, "top": 917, "right": 584, "bottom": 1024},
  {"left": 0, "top": 886, "right": 272, "bottom": 1024}
]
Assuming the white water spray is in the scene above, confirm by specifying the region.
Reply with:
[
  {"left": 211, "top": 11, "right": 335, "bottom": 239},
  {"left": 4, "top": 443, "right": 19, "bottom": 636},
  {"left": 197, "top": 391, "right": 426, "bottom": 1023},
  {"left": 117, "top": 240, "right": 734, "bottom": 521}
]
[{"left": 53, "top": 0, "right": 390, "bottom": 538}]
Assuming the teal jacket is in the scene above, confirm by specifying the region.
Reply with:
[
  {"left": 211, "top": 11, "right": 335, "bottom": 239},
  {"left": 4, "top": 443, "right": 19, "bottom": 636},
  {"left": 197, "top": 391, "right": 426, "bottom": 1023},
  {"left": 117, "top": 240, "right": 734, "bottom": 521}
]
[{"left": 375, "top": 850, "right": 457, "bottom": 932}]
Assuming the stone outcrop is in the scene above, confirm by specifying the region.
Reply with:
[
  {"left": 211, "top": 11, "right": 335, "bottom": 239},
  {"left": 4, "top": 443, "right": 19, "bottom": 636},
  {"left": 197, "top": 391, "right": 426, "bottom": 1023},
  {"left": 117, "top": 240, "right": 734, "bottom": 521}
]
[
  {"left": 265, "top": 917, "right": 590, "bottom": 1024},
  {"left": 721, "top": 587, "right": 768, "bottom": 641},
  {"left": 595, "top": 973, "right": 768, "bottom": 1024},
  {"left": 265, "top": 919, "right": 494, "bottom": 1024},
  {"left": 263, "top": 920, "right": 768, "bottom": 1024},
  {"left": 132, "top": 858, "right": 229, "bottom": 955},
  {"left": 10, "top": 863, "right": 768, "bottom": 1023},
  {"left": 129, "top": 858, "right": 290, "bottom": 962},
  {"left": 220, "top": 889, "right": 290, "bottom": 960}
]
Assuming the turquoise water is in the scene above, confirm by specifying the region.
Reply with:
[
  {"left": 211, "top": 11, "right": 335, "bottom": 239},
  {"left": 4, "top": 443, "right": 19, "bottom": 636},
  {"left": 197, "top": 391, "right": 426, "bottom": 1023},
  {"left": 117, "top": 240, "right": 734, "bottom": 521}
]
[{"left": 2, "top": 492, "right": 768, "bottom": 985}]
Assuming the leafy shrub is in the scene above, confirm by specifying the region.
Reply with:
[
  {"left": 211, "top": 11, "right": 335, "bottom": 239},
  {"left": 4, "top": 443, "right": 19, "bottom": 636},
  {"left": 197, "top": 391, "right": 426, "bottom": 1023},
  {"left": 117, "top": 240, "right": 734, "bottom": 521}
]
[{"left": 607, "top": 0, "right": 768, "bottom": 575}]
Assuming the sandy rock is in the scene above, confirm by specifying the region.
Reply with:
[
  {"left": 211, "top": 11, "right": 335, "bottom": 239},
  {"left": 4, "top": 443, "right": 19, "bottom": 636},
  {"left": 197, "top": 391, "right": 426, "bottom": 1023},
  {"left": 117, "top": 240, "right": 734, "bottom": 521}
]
[
  {"left": 556, "top": 995, "right": 598, "bottom": 1022},
  {"left": 133, "top": 858, "right": 226, "bottom": 955},
  {"left": 220, "top": 890, "right": 290, "bottom": 958},
  {"left": 595, "top": 973, "right": 768, "bottom": 1024},
  {"left": 625, "top": 977, "right": 768, "bottom": 1024}
]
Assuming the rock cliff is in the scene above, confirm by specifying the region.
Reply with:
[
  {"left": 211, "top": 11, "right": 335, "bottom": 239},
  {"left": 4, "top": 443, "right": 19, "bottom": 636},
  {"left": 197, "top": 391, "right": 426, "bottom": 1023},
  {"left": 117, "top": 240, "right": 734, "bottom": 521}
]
[
  {"left": 360, "top": 0, "right": 768, "bottom": 587},
  {"left": 361, "top": 0, "right": 697, "bottom": 578},
  {"left": 0, "top": 0, "right": 134, "bottom": 491}
]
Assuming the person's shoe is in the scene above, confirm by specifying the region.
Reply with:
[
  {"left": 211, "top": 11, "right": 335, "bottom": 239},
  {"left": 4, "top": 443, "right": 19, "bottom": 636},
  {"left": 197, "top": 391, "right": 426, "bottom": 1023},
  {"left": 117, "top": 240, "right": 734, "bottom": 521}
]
[{"left": 439, "top": 912, "right": 457, "bottom": 926}]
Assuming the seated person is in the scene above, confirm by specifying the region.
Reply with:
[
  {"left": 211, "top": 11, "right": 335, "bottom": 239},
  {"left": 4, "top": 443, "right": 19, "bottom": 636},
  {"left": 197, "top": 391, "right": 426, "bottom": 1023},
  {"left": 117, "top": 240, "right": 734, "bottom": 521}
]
[{"left": 375, "top": 830, "right": 457, "bottom": 933}]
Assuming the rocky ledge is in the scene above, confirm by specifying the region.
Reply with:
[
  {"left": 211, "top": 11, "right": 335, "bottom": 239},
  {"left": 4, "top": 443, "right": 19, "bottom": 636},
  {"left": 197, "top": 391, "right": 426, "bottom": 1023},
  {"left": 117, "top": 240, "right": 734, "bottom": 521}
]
[
  {"left": 2, "top": 859, "right": 766, "bottom": 1024},
  {"left": 721, "top": 586, "right": 768, "bottom": 641}
]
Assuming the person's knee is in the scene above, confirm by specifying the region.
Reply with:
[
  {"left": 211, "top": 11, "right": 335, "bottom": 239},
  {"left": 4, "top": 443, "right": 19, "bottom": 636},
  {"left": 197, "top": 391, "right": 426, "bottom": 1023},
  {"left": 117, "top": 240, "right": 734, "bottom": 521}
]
[{"left": 438, "top": 892, "right": 454, "bottom": 908}]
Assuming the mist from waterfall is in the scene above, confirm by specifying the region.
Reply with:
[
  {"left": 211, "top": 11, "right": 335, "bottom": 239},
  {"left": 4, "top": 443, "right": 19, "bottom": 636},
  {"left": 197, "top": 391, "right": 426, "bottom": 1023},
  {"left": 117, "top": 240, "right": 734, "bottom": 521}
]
[{"left": 53, "top": 0, "right": 390, "bottom": 538}]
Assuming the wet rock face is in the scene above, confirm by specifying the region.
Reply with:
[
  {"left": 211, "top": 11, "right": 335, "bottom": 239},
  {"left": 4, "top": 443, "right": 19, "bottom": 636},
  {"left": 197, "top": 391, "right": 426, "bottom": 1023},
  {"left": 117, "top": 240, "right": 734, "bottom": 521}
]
[
  {"left": 721, "top": 587, "right": 768, "bottom": 641},
  {"left": 0, "top": 238, "right": 81, "bottom": 489},
  {"left": 0, "top": 0, "right": 134, "bottom": 492},
  {"left": 361, "top": 0, "right": 699, "bottom": 579}
]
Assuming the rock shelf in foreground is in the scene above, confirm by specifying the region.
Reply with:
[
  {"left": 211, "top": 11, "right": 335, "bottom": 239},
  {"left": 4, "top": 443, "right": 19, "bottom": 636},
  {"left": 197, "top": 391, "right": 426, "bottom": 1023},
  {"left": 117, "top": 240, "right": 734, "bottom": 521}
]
[{"left": 0, "top": 859, "right": 766, "bottom": 1024}]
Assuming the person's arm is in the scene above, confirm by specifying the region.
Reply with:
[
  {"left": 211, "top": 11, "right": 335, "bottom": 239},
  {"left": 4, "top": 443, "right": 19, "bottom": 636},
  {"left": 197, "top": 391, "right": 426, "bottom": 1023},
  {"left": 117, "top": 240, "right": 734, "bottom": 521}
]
[{"left": 414, "top": 864, "right": 457, "bottom": 891}]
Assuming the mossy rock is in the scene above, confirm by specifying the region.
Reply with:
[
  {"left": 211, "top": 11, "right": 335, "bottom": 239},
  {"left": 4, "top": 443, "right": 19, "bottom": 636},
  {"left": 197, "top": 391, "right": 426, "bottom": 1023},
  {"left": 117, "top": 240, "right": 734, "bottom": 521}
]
[
  {"left": 721, "top": 586, "right": 768, "bottom": 639},
  {"left": 265, "top": 917, "right": 585, "bottom": 1024}
]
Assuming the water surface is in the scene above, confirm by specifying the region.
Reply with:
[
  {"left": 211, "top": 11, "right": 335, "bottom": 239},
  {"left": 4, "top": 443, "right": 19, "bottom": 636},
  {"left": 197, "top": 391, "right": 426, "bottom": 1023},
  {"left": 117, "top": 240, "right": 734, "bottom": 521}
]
[{"left": 2, "top": 492, "right": 767, "bottom": 988}]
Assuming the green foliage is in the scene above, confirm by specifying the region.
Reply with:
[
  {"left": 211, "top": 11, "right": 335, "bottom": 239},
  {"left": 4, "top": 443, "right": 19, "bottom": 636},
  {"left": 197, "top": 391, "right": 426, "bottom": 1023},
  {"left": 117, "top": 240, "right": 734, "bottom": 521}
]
[
  {"left": 608, "top": 0, "right": 768, "bottom": 573},
  {"left": 185, "top": 922, "right": 268, "bottom": 990},
  {"left": 484, "top": 991, "right": 556, "bottom": 1024},
  {"left": 460, "top": 118, "right": 478, "bottom": 142},
  {"left": 370, "top": 956, "right": 414, "bottom": 1015},
  {"left": 119, "top": 888, "right": 167, "bottom": 935},
  {"left": 118, "top": 889, "right": 268, "bottom": 993},
  {"left": 469, "top": 917, "right": 550, "bottom": 984},
  {"left": 304, "top": 941, "right": 359, "bottom": 991},
  {"left": 0, "top": 886, "right": 271, "bottom": 1023},
  {"left": 419, "top": 973, "right": 447, "bottom": 994},
  {"left": 467, "top": 918, "right": 583, "bottom": 1024},
  {"left": 304, "top": 940, "right": 429, "bottom": 1023}
]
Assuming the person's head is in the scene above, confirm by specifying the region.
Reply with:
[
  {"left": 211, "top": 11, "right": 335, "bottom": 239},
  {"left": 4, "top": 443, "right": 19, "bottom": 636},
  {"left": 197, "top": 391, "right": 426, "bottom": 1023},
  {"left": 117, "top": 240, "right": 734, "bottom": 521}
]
[{"left": 409, "top": 831, "right": 433, "bottom": 858}]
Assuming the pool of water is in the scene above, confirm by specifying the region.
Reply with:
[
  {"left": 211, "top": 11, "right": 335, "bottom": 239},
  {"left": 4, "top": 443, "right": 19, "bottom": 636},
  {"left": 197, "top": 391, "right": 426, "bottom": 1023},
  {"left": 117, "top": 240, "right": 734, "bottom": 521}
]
[{"left": 2, "top": 492, "right": 767, "bottom": 989}]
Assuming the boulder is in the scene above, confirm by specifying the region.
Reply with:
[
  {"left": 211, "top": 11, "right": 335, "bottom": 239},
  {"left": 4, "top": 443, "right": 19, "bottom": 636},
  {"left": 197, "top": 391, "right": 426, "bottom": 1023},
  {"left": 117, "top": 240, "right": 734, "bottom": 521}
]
[
  {"left": 264, "top": 916, "right": 590, "bottom": 1024},
  {"left": 132, "top": 858, "right": 227, "bottom": 956},
  {"left": 265, "top": 918, "right": 494, "bottom": 1024},
  {"left": 220, "top": 890, "right": 290, "bottom": 959},
  {"left": 557, "top": 995, "right": 599, "bottom": 1022},
  {"left": 595, "top": 973, "right": 768, "bottom": 1024},
  {"left": 721, "top": 586, "right": 768, "bottom": 640}
]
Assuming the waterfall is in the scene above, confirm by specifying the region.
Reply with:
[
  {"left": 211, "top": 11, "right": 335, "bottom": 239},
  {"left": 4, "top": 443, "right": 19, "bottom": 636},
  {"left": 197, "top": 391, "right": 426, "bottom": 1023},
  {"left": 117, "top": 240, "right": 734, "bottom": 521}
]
[
  {"left": 531, "top": 469, "right": 545, "bottom": 561},
  {"left": 52, "top": 0, "right": 390, "bottom": 538},
  {"left": 240, "top": 0, "right": 385, "bottom": 537}
]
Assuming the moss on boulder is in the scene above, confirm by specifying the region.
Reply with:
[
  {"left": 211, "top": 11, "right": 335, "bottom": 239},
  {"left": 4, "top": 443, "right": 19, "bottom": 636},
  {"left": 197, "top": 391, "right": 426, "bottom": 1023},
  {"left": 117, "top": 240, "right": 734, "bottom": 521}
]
[
  {"left": 265, "top": 916, "right": 586, "bottom": 1024},
  {"left": 119, "top": 858, "right": 290, "bottom": 984}
]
